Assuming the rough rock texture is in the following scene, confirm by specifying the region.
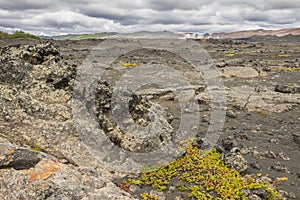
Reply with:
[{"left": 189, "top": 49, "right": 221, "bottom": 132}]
[
  {"left": 220, "top": 136, "right": 249, "bottom": 174},
  {"left": 0, "top": 138, "right": 136, "bottom": 200},
  {"left": 223, "top": 151, "right": 249, "bottom": 174},
  {"left": 275, "top": 84, "right": 300, "bottom": 94},
  {"left": 95, "top": 81, "right": 174, "bottom": 152},
  {"left": 0, "top": 42, "right": 85, "bottom": 166},
  {"left": 0, "top": 148, "right": 41, "bottom": 170},
  {"left": 0, "top": 42, "right": 138, "bottom": 199}
]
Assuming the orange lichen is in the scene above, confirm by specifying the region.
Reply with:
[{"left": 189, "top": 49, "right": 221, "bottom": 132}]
[
  {"left": 83, "top": 175, "right": 91, "bottom": 181},
  {"left": 28, "top": 171, "right": 40, "bottom": 183},
  {"left": 28, "top": 161, "right": 59, "bottom": 183},
  {"left": 6, "top": 148, "right": 14, "bottom": 154},
  {"left": 276, "top": 177, "right": 288, "bottom": 181},
  {"left": 38, "top": 183, "right": 50, "bottom": 191}
]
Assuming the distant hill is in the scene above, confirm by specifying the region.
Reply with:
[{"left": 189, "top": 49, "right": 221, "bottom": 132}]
[
  {"left": 51, "top": 31, "right": 184, "bottom": 40},
  {"left": 51, "top": 32, "right": 116, "bottom": 40},
  {"left": 0, "top": 31, "right": 41, "bottom": 40},
  {"left": 211, "top": 27, "right": 300, "bottom": 39},
  {"left": 237, "top": 34, "right": 300, "bottom": 43}
]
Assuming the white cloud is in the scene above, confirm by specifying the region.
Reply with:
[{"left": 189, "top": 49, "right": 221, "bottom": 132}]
[{"left": 0, "top": 0, "right": 299, "bottom": 35}]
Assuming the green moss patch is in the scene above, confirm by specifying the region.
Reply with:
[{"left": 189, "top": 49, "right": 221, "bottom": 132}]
[{"left": 126, "top": 143, "right": 283, "bottom": 200}]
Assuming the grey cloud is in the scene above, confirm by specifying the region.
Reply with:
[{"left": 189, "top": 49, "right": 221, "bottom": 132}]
[
  {"left": 242, "top": 8, "right": 297, "bottom": 25},
  {"left": 77, "top": 6, "right": 144, "bottom": 25},
  {"left": 146, "top": 0, "right": 203, "bottom": 11},
  {"left": 261, "top": 0, "right": 300, "bottom": 10},
  {"left": 0, "top": 0, "right": 299, "bottom": 35},
  {"left": 0, "top": 0, "right": 53, "bottom": 11}
]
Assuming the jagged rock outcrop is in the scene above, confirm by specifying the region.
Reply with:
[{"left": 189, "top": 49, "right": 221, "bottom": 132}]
[
  {"left": 0, "top": 42, "right": 139, "bottom": 199},
  {"left": 0, "top": 41, "right": 183, "bottom": 199},
  {"left": 95, "top": 81, "right": 174, "bottom": 152}
]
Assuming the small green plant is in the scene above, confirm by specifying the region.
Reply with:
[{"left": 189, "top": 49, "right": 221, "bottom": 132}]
[{"left": 127, "top": 143, "right": 283, "bottom": 200}]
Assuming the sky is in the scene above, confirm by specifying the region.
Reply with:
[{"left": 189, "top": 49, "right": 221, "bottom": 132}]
[{"left": 0, "top": 0, "right": 300, "bottom": 36}]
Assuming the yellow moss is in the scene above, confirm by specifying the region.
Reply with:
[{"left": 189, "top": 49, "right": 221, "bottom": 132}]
[
  {"left": 29, "top": 146, "right": 44, "bottom": 151},
  {"left": 119, "top": 61, "right": 138, "bottom": 67},
  {"left": 277, "top": 54, "right": 290, "bottom": 58},
  {"left": 127, "top": 143, "right": 283, "bottom": 200},
  {"left": 256, "top": 109, "right": 276, "bottom": 118},
  {"left": 140, "top": 192, "right": 158, "bottom": 200},
  {"left": 278, "top": 67, "right": 300, "bottom": 71}
]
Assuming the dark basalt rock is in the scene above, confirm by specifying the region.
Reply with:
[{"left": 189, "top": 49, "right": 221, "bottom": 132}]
[
  {"left": 292, "top": 133, "right": 300, "bottom": 147},
  {"left": 22, "top": 42, "right": 60, "bottom": 65},
  {"left": 0, "top": 149, "right": 41, "bottom": 170},
  {"left": 0, "top": 42, "right": 73, "bottom": 90},
  {"left": 94, "top": 81, "right": 174, "bottom": 153},
  {"left": 275, "top": 84, "right": 300, "bottom": 94},
  {"left": 221, "top": 136, "right": 238, "bottom": 151}
]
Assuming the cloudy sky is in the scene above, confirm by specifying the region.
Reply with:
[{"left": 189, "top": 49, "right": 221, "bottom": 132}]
[{"left": 0, "top": 0, "right": 299, "bottom": 36}]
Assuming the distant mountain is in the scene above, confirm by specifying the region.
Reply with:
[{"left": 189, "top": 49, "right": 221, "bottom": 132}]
[
  {"left": 211, "top": 27, "right": 300, "bottom": 39},
  {"left": 104, "top": 31, "right": 183, "bottom": 39}
]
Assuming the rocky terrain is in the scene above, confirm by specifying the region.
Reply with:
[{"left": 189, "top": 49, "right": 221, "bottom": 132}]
[{"left": 0, "top": 35, "right": 299, "bottom": 199}]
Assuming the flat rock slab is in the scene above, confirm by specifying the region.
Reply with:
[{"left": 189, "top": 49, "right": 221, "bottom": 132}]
[
  {"left": 196, "top": 85, "right": 300, "bottom": 113},
  {"left": 223, "top": 67, "right": 259, "bottom": 78}
]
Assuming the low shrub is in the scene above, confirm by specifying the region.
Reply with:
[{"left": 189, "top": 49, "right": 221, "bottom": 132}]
[{"left": 126, "top": 142, "right": 283, "bottom": 200}]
